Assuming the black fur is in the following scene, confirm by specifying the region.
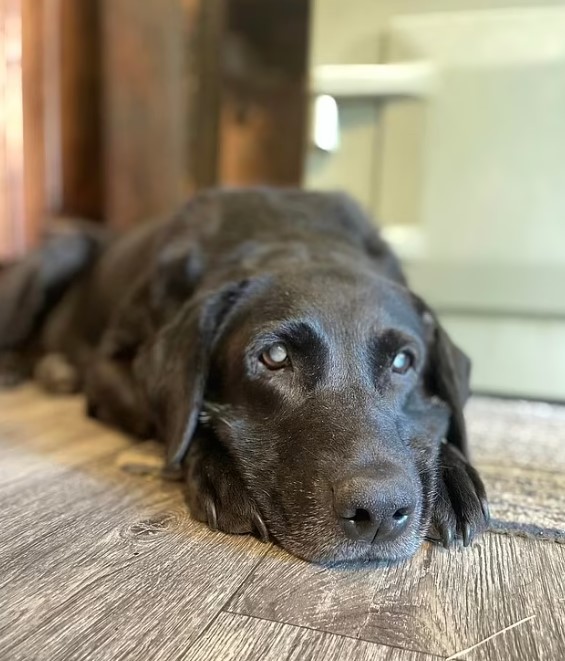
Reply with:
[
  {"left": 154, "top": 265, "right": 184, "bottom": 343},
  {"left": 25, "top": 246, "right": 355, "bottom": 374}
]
[{"left": 0, "top": 188, "right": 489, "bottom": 563}]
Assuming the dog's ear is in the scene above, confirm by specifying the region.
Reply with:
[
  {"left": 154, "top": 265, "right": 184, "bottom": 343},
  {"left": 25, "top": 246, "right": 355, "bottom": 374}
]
[
  {"left": 150, "top": 239, "right": 205, "bottom": 316},
  {"left": 136, "top": 279, "right": 260, "bottom": 473},
  {"left": 413, "top": 295, "right": 472, "bottom": 457}
]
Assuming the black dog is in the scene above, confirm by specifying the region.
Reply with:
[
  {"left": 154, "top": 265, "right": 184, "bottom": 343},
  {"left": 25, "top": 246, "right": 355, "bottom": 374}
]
[{"left": 0, "top": 188, "right": 489, "bottom": 563}]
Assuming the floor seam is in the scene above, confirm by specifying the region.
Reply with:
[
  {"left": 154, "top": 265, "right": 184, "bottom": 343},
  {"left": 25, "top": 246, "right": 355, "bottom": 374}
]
[
  {"left": 220, "top": 544, "right": 273, "bottom": 613},
  {"left": 176, "top": 544, "right": 272, "bottom": 659},
  {"left": 223, "top": 608, "right": 446, "bottom": 659}
]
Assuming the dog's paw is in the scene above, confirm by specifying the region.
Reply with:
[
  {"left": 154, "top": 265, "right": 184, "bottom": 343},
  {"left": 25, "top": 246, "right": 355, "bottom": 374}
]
[
  {"left": 430, "top": 441, "right": 490, "bottom": 548},
  {"left": 184, "top": 432, "right": 268, "bottom": 542},
  {"left": 34, "top": 353, "right": 79, "bottom": 394}
]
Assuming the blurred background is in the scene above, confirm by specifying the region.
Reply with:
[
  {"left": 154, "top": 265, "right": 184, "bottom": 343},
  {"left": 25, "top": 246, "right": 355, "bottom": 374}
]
[{"left": 1, "top": 0, "right": 564, "bottom": 401}]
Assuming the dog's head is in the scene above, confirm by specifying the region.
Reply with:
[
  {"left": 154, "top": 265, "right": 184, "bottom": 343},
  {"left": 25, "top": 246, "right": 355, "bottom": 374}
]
[{"left": 137, "top": 266, "right": 470, "bottom": 563}]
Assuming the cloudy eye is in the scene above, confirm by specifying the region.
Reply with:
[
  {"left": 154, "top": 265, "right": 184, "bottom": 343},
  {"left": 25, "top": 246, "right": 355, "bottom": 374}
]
[
  {"left": 392, "top": 350, "right": 414, "bottom": 375},
  {"left": 261, "top": 342, "right": 290, "bottom": 369}
]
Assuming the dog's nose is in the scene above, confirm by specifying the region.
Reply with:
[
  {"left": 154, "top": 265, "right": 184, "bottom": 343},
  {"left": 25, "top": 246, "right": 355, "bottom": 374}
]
[{"left": 333, "top": 473, "right": 416, "bottom": 544}]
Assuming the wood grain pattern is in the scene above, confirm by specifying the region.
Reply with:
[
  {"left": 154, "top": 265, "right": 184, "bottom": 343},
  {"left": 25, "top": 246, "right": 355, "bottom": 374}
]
[
  {"left": 231, "top": 536, "right": 565, "bottom": 659},
  {"left": 218, "top": 0, "right": 308, "bottom": 188},
  {"left": 100, "top": 0, "right": 192, "bottom": 229},
  {"left": 467, "top": 398, "right": 565, "bottom": 538},
  {"left": 59, "top": 0, "right": 103, "bottom": 219},
  {"left": 481, "top": 465, "right": 565, "bottom": 535},
  {"left": 189, "top": 0, "right": 225, "bottom": 190},
  {"left": 1, "top": 386, "right": 564, "bottom": 661},
  {"left": 0, "top": 386, "right": 268, "bottom": 661},
  {"left": 21, "top": 0, "right": 47, "bottom": 252},
  {"left": 462, "top": 607, "right": 564, "bottom": 661},
  {"left": 185, "top": 612, "right": 438, "bottom": 661},
  {"left": 467, "top": 398, "right": 565, "bottom": 472}
]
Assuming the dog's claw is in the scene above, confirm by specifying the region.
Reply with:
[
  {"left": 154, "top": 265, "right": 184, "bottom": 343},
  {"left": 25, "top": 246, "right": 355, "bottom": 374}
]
[
  {"left": 431, "top": 442, "right": 489, "bottom": 552},
  {"left": 184, "top": 433, "right": 263, "bottom": 538},
  {"left": 205, "top": 499, "right": 218, "bottom": 531},
  {"left": 480, "top": 497, "right": 491, "bottom": 524},
  {"left": 253, "top": 512, "right": 269, "bottom": 542},
  {"left": 440, "top": 524, "right": 454, "bottom": 549},
  {"left": 462, "top": 521, "right": 472, "bottom": 547}
]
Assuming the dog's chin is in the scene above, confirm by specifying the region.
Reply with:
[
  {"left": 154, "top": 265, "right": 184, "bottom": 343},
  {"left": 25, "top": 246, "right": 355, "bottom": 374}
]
[
  {"left": 273, "top": 530, "right": 425, "bottom": 565},
  {"left": 266, "top": 505, "right": 427, "bottom": 565}
]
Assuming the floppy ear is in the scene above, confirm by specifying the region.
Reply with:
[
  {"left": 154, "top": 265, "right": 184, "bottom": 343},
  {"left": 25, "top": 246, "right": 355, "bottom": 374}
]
[
  {"left": 414, "top": 296, "right": 472, "bottom": 457},
  {"left": 135, "top": 279, "right": 259, "bottom": 473},
  {"left": 150, "top": 238, "right": 204, "bottom": 317}
]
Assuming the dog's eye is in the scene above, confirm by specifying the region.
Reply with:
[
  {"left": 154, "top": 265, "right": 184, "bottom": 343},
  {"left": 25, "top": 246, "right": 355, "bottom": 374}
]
[
  {"left": 261, "top": 342, "right": 290, "bottom": 369},
  {"left": 392, "top": 350, "right": 414, "bottom": 374}
]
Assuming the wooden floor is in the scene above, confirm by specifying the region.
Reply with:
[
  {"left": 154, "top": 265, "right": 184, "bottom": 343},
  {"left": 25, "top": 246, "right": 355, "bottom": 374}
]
[{"left": 0, "top": 386, "right": 564, "bottom": 661}]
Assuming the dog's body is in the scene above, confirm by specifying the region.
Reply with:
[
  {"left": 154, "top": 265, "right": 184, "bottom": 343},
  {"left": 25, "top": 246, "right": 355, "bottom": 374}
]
[{"left": 0, "top": 188, "right": 488, "bottom": 562}]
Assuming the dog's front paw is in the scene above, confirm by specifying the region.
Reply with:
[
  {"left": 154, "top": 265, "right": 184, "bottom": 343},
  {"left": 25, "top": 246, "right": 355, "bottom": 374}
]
[
  {"left": 431, "top": 441, "right": 490, "bottom": 548},
  {"left": 184, "top": 432, "right": 268, "bottom": 542},
  {"left": 34, "top": 353, "right": 79, "bottom": 394}
]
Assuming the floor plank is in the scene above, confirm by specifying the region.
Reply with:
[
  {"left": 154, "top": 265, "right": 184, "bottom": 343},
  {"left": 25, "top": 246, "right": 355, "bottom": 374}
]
[
  {"left": 460, "top": 606, "right": 565, "bottom": 660},
  {"left": 2, "top": 386, "right": 564, "bottom": 661},
  {"left": 230, "top": 535, "right": 565, "bottom": 660},
  {"left": 468, "top": 398, "right": 565, "bottom": 535},
  {"left": 230, "top": 398, "right": 565, "bottom": 661},
  {"left": 0, "top": 387, "right": 268, "bottom": 661},
  {"left": 467, "top": 398, "right": 565, "bottom": 474},
  {"left": 185, "top": 612, "right": 438, "bottom": 661}
]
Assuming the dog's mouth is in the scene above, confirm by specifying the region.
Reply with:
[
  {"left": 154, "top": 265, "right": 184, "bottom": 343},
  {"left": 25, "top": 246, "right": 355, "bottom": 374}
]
[
  {"left": 183, "top": 444, "right": 432, "bottom": 564},
  {"left": 265, "top": 516, "right": 427, "bottom": 565},
  {"left": 192, "top": 405, "right": 437, "bottom": 564},
  {"left": 259, "top": 479, "right": 428, "bottom": 565}
]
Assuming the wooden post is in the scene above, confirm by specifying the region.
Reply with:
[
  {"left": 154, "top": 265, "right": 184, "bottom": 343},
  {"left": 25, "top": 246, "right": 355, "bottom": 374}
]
[{"left": 101, "top": 0, "right": 207, "bottom": 229}]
